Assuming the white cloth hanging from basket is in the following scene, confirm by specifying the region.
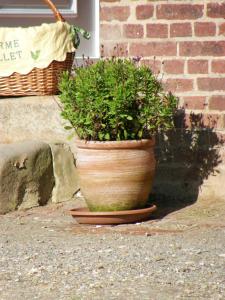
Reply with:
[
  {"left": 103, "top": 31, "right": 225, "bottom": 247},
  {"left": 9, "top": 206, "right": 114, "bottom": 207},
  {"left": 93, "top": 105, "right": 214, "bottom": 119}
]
[{"left": 0, "top": 21, "right": 75, "bottom": 77}]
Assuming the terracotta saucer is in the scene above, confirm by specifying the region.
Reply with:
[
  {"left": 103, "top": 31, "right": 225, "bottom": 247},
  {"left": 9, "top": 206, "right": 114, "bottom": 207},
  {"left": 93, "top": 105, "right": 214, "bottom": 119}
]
[{"left": 69, "top": 205, "right": 157, "bottom": 225}]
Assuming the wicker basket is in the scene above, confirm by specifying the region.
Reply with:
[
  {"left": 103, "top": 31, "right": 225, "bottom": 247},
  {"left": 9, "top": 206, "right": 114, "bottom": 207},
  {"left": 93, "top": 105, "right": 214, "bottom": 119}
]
[{"left": 0, "top": 0, "right": 75, "bottom": 96}]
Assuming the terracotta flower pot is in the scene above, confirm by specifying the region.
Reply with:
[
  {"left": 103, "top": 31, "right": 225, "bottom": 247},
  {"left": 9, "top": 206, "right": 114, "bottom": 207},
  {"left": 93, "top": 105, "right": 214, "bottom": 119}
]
[{"left": 75, "top": 139, "right": 156, "bottom": 212}]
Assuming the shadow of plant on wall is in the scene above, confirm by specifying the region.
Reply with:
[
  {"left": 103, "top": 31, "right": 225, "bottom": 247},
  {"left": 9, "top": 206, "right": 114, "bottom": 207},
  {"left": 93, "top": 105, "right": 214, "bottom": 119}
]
[{"left": 149, "top": 109, "right": 224, "bottom": 218}]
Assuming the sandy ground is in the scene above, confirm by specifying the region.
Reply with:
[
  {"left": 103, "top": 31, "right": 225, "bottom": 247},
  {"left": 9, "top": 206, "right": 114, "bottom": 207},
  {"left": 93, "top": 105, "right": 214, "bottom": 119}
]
[{"left": 0, "top": 197, "right": 224, "bottom": 300}]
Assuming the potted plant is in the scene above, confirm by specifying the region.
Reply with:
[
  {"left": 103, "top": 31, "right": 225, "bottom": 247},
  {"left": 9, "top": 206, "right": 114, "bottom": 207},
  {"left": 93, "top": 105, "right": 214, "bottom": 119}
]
[{"left": 58, "top": 55, "right": 178, "bottom": 213}]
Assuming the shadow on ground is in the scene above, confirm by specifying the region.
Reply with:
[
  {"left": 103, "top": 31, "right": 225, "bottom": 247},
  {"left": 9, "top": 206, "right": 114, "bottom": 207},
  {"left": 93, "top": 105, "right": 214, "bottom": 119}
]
[{"left": 149, "top": 110, "right": 224, "bottom": 218}]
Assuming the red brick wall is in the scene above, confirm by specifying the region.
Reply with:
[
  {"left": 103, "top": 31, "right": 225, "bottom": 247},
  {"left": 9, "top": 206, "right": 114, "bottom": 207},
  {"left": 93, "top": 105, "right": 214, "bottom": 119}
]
[{"left": 100, "top": 1, "right": 225, "bottom": 131}]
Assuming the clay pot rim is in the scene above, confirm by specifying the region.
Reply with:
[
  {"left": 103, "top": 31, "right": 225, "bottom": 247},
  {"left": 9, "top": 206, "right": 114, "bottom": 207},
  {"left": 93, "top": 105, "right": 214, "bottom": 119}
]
[
  {"left": 76, "top": 138, "right": 155, "bottom": 150},
  {"left": 69, "top": 205, "right": 157, "bottom": 216}
]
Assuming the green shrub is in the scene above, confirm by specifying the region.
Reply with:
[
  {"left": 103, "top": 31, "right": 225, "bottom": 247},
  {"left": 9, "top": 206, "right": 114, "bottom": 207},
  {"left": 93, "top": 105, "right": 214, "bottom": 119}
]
[{"left": 59, "top": 57, "right": 178, "bottom": 141}]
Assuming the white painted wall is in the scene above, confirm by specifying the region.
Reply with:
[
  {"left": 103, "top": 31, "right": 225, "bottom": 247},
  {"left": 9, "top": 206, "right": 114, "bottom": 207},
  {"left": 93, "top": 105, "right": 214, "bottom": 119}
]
[{"left": 75, "top": 0, "right": 100, "bottom": 58}]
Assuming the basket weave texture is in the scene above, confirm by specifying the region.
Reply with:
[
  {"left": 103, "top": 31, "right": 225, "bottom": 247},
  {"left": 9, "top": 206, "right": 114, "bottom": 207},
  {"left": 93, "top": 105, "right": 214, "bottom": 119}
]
[{"left": 0, "top": 0, "right": 75, "bottom": 96}]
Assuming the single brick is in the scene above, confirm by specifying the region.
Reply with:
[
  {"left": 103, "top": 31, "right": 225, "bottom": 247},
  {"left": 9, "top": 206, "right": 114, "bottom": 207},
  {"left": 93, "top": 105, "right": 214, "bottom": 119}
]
[
  {"left": 183, "top": 96, "right": 206, "bottom": 110},
  {"left": 194, "top": 22, "right": 216, "bottom": 36},
  {"left": 185, "top": 113, "right": 225, "bottom": 130},
  {"left": 188, "top": 60, "right": 208, "bottom": 74},
  {"left": 141, "top": 59, "right": 161, "bottom": 74},
  {"left": 170, "top": 23, "right": 192, "bottom": 37},
  {"left": 180, "top": 41, "right": 225, "bottom": 57},
  {"left": 212, "top": 60, "right": 225, "bottom": 73},
  {"left": 100, "top": 6, "right": 130, "bottom": 21},
  {"left": 198, "top": 78, "right": 225, "bottom": 91},
  {"left": 136, "top": 5, "right": 154, "bottom": 20},
  {"left": 203, "top": 114, "right": 225, "bottom": 129},
  {"left": 209, "top": 96, "right": 225, "bottom": 111},
  {"left": 100, "top": 24, "right": 121, "bottom": 40},
  {"left": 207, "top": 3, "right": 225, "bottom": 18},
  {"left": 130, "top": 42, "right": 177, "bottom": 57},
  {"left": 156, "top": 4, "right": 203, "bottom": 20},
  {"left": 147, "top": 24, "right": 168, "bottom": 38},
  {"left": 219, "top": 23, "right": 225, "bottom": 35},
  {"left": 163, "top": 60, "right": 184, "bottom": 74},
  {"left": 123, "top": 24, "right": 144, "bottom": 39},
  {"left": 101, "top": 42, "right": 128, "bottom": 57},
  {"left": 165, "top": 79, "right": 193, "bottom": 93}
]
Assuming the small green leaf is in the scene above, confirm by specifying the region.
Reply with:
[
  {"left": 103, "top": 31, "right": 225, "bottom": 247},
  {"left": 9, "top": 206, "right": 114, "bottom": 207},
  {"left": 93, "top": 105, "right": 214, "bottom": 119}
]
[
  {"left": 138, "top": 130, "right": 143, "bottom": 139},
  {"left": 124, "top": 129, "right": 128, "bottom": 139},
  {"left": 98, "top": 132, "right": 104, "bottom": 140},
  {"left": 127, "top": 116, "right": 133, "bottom": 121},
  {"left": 104, "top": 133, "right": 110, "bottom": 140},
  {"left": 64, "top": 125, "right": 73, "bottom": 130}
]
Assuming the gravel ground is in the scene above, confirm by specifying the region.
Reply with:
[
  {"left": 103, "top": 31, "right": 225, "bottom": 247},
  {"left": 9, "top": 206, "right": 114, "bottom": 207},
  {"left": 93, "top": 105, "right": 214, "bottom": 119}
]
[{"left": 0, "top": 198, "right": 224, "bottom": 300}]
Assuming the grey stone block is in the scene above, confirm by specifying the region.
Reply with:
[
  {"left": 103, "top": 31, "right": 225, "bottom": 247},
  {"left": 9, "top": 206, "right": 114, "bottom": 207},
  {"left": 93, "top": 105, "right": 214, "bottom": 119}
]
[
  {"left": 50, "top": 143, "right": 79, "bottom": 203},
  {"left": 0, "top": 141, "right": 54, "bottom": 214},
  {"left": 0, "top": 96, "right": 72, "bottom": 144}
]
